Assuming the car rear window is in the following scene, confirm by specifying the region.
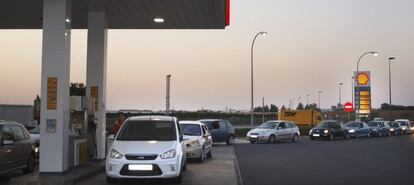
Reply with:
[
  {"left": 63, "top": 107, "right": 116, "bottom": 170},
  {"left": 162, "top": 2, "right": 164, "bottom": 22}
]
[{"left": 116, "top": 120, "right": 177, "bottom": 141}]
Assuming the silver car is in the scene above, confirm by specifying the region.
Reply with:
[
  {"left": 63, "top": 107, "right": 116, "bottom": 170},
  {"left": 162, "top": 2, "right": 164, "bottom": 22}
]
[
  {"left": 247, "top": 120, "right": 300, "bottom": 144},
  {"left": 395, "top": 119, "right": 413, "bottom": 134},
  {"left": 180, "top": 121, "right": 213, "bottom": 162}
]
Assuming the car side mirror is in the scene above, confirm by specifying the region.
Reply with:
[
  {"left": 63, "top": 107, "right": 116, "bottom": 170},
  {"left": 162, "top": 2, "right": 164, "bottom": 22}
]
[
  {"left": 277, "top": 127, "right": 282, "bottom": 130},
  {"left": 108, "top": 134, "right": 115, "bottom": 140},
  {"left": 2, "top": 138, "right": 14, "bottom": 145},
  {"left": 179, "top": 135, "right": 183, "bottom": 142}
]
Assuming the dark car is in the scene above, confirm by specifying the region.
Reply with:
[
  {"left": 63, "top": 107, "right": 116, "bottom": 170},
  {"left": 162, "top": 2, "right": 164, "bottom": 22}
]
[
  {"left": 344, "top": 121, "right": 371, "bottom": 138},
  {"left": 309, "top": 120, "right": 350, "bottom": 140},
  {"left": 388, "top": 122, "right": 403, "bottom": 136},
  {"left": 198, "top": 119, "right": 235, "bottom": 145},
  {"left": 0, "top": 121, "right": 36, "bottom": 175},
  {"left": 367, "top": 121, "right": 390, "bottom": 137}
]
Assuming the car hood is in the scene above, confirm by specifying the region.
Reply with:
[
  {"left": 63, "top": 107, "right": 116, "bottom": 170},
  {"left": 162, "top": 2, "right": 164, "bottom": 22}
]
[
  {"left": 345, "top": 127, "right": 358, "bottom": 130},
  {"left": 111, "top": 140, "right": 177, "bottom": 155},
  {"left": 183, "top": 135, "right": 201, "bottom": 144},
  {"left": 249, "top": 128, "right": 271, "bottom": 134},
  {"left": 30, "top": 133, "right": 40, "bottom": 144}
]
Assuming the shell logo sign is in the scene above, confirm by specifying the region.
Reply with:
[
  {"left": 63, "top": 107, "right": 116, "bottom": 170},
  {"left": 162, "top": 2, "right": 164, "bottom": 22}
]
[{"left": 356, "top": 72, "right": 370, "bottom": 86}]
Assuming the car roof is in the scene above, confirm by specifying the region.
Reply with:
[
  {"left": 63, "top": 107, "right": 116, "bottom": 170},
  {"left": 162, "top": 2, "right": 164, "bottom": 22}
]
[
  {"left": 127, "top": 115, "right": 177, "bottom": 122},
  {"left": 0, "top": 121, "right": 24, "bottom": 126},
  {"left": 395, "top": 119, "right": 409, "bottom": 122},
  {"left": 198, "top": 119, "right": 225, "bottom": 122},
  {"left": 322, "top": 120, "right": 338, "bottom": 122},
  {"left": 179, "top": 121, "right": 205, "bottom": 125}
]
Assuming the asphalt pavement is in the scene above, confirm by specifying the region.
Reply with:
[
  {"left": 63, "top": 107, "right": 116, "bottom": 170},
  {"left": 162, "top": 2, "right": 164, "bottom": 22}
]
[{"left": 234, "top": 134, "right": 414, "bottom": 185}]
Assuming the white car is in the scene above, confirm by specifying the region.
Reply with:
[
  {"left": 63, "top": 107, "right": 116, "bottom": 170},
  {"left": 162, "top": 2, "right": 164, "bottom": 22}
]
[
  {"left": 395, "top": 119, "right": 413, "bottom": 134},
  {"left": 106, "top": 116, "right": 186, "bottom": 184},
  {"left": 179, "top": 121, "right": 213, "bottom": 162},
  {"left": 247, "top": 120, "right": 300, "bottom": 143}
]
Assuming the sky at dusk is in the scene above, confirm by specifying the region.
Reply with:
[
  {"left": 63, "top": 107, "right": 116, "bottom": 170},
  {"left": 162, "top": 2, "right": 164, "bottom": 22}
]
[{"left": 1, "top": 0, "right": 414, "bottom": 111}]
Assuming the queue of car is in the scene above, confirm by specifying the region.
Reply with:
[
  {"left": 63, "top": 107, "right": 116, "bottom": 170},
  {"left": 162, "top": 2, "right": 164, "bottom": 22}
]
[
  {"left": 105, "top": 116, "right": 237, "bottom": 184},
  {"left": 1, "top": 116, "right": 413, "bottom": 183}
]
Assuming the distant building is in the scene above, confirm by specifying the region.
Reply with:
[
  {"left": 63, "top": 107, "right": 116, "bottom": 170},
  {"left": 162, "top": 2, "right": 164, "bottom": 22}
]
[{"left": 0, "top": 104, "right": 34, "bottom": 125}]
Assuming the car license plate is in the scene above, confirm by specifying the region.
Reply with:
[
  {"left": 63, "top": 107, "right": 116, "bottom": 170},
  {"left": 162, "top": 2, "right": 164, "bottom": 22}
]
[
  {"left": 128, "top": 164, "right": 153, "bottom": 171},
  {"left": 250, "top": 135, "right": 258, "bottom": 138},
  {"left": 312, "top": 134, "right": 320, "bottom": 137}
]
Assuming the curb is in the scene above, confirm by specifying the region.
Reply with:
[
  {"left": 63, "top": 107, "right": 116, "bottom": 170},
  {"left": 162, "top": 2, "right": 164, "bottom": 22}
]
[{"left": 231, "top": 146, "right": 244, "bottom": 185}]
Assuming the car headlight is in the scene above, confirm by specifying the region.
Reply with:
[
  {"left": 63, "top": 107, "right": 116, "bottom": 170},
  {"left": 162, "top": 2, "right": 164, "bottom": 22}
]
[
  {"left": 402, "top": 127, "right": 406, "bottom": 130},
  {"left": 324, "top": 130, "right": 329, "bottom": 134},
  {"left": 35, "top": 146, "right": 39, "bottom": 153},
  {"left": 390, "top": 128, "right": 394, "bottom": 131},
  {"left": 309, "top": 129, "right": 313, "bottom": 135},
  {"left": 349, "top": 129, "right": 355, "bottom": 133},
  {"left": 189, "top": 140, "right": 200, "bottom": 147},
  {"left": 109, "top": 149, "right": 123, "bottom": 159},
  {"left": 160, "top": 149, "right": 176, "bottom": 159}
]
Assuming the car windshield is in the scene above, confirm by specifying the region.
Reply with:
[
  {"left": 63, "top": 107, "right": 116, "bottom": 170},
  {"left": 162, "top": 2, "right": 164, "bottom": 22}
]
[
  {"left": 389, "top": 122, "right": 399, "bottom": 128},
  {"left": 30, "top": 125, "right": 40, "bottom": 134},
  {"left": 258, "top": 122, "right": 276, "bottom": 129},
  {"left": 116, "top": 120, "right": 176, "bottom": 141},
  {"left": 345, "top": 122, "right": 360, "bottom": 127},
  {"left": 368, "top": 121, "right": 381, "bottom": 127},
  {"left": 181, "top": 124, "right": 202, "bottom": 136},
  {"left": 398, "top": 122, "right": 408, "bottom": 126},
  {"left": 316, "top": 122, "right": 330, "bottom": 128}
]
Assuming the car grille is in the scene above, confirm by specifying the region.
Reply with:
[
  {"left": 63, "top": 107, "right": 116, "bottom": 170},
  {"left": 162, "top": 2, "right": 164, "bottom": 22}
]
[
  {"left": 251, "top": 133, "right": 259, "bottom": 135},
  {"left": 125, "top": 154, "right": 158, "bottom": 161},
  {"left": 120, "top": 164, "right": 162, "bottom": 176}
]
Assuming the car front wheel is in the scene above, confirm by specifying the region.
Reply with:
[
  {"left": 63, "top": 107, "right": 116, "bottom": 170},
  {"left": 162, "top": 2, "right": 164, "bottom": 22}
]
[
  {"left": 106, "top": 176, "right": 117, "bottom": 184},
  {"left": 23, "top": 154, "right": 35, "bottom": 174},
  {"left": 344, "top": 133, "right": 350, "bottom": 140},
  {"left": 292, "top": 134, "right": 299, "bottom": 143},
  {"left": 329, "top": 133, "right": 334, "bottom": 141},
  {"left": 268, "top": 135, "right": 276, "bottom": 143},
  {"left": 226, "top": 135, "right": 235, "bottom": 145}
]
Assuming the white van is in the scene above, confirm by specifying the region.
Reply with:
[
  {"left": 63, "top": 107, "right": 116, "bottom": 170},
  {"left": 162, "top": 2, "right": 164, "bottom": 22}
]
[{"left": 106, "top": 116, "right": 186, "bottom": 183}]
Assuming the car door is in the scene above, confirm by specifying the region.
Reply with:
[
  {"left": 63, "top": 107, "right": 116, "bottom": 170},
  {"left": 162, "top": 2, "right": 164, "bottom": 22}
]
[
  {"left": 201, "top": 125, "right": 212, "bottom": 152},
  {"left": 0, "top": 124, "right": 17, "bottom": 172},
  {"left": 284, "top": 122, "right": 293, "bottom": 138},
  {"left": 330, "top": 122, "right": 342, "bottom": 137},
  {"left": 10, "top": 124, "right": 27, "bottom": 167},
  {"left": 218, "top": 121, "right": 228, "bottom": 141},
  {"left": 275, "top": 122, "right": 287, "bottom": 140}
]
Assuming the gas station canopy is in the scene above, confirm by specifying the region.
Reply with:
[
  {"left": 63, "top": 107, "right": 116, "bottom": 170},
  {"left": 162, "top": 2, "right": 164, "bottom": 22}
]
[{"left": 0, "top": 0, "right": 230, "bottom": 29}]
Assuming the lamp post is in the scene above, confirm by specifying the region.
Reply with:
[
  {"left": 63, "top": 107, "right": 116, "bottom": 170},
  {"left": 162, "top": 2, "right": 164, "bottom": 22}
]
[
  {"left": 388, "top": 57, "right": 396, "bottom": 120},
  {"left": 250, "top": 31, "right": 268, "bottom": 129},
  {"left": 339, "top": 82, "right": 343, "bottom": 108},
  {"left": 166, "top": 74, "right": 171, "bottom": 116},
  {"left": 318, "top": 90, "right": 322, "bottom": 109},
  {"left": 356, "top": 51, "right": 378, "bottom": 121},
  {"left": 351, "top": 77, "right": 354, "bottom": 107}
]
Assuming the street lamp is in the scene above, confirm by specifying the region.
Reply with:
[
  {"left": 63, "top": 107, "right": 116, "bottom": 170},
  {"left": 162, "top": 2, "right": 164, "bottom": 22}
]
[
  {"left": 250, "top": 31, "right": 268, "bottom": 129},
  {"left": 355, "top": 51, "right": 378, "bottom": 121},
  {"left": 318, "top": 90, "right": 322, "bottom": 109},
  {"left": 339, "top": 82, "right": 343, "bottom": 108},
  {"left": 351, "top": 77, "right": 354, "bottom": 106},
  {"left": 388, "top": 57, "right": 396, "bottom": 119}
]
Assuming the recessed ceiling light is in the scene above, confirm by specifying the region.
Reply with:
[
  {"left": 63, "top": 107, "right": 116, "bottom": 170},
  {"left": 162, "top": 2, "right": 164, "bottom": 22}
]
[{"left": 154, "top": 17, "right": 164, "bottom": 23}]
